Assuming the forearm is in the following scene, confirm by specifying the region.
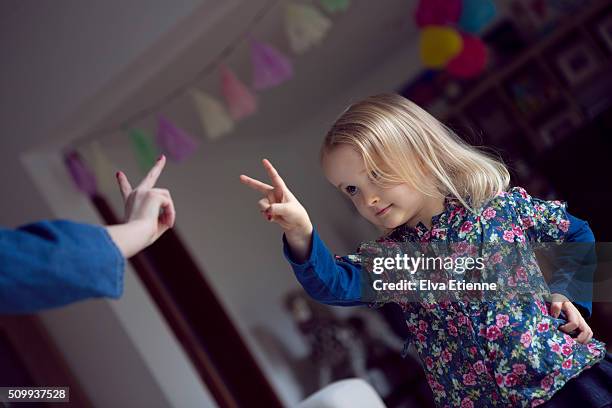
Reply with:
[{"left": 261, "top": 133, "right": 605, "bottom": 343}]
[
  {"left": 105, "top": 220, "right": 155, "bottom": 258},
  {"left": 284, "top": 223, "right": 314, "bottom": 263}
]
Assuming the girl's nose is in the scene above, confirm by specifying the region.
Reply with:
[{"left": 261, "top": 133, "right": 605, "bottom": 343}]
[{"left": 366, "top": 193, "right": 379, "bottom": 207}]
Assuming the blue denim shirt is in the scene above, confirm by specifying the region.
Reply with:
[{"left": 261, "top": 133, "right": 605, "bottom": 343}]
[{"left": 0, "top": 220, "right": 125, "bottom": 313}]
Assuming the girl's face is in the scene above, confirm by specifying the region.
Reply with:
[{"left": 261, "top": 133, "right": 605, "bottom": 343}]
[{"left": 322, "top": 144, "right": 443, "bottom": 230}]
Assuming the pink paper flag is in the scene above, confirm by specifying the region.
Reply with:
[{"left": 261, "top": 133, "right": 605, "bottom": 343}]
[
  {"left": 251, "top": 39, "right": 294, "bottom": 90},
  {"left": 156, "top": 116, "right": 199, "bottom": 162},
  {"left": 220, "top": 64, "right": 257, "bottom": 120},
  {"left": 64, "top": 150, "right": 97, "bottom": 196}
]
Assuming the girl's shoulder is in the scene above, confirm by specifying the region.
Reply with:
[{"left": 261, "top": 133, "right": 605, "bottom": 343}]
[{"left": 480, "top": 186, "right": 567, "bottom": 216}]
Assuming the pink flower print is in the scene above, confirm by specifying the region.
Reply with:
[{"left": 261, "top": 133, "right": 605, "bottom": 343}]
[
  {"left": 478, "top": 325, "right": 487, "bottom": 337},
  {"left": 490, "top": 252, "right": 502, "bottom": 264},
  {"left": 562, "top": 359, "right": 573, "bottom": 369},
  {"left": 563, "top": 334, "right": 575, "bottom": 346},
  {"left": 448, "top": 324, "right": 458, "bottom": 337},
  {"left": 503, "top": 230, "right": 515, "bottom": 242},
  {"left": 522, "top": 216, "right": 534, "bottom": 228},
  {"left": 419, "top": 320, "right": 428, "bottom": 332},
  {"left": 417, "top": 333, "right": 426, "bottom": 343},
  {"left": 470, "top": 346, "right": 478, "bottom": 357},
  {"left": 495, "top": 373, "right": 504, "bottom": 387},
  {"left": 457, "top": 314, "right": 468, "bottom": 326},
  {"left": 473, "top": 360, "right": 487, "bottom": 374},
  {"left": 512, "top": 364, "right": 526, "bottom": 375},
  {"left": 496, "top": 314, "right": 510, "bottom": 328},
  {"left": 532, "top": 399, "right": 546, "bottom": 407},
  {"left": 460, "top": 397, "right": 474, "bottom": 408},
  {"left": 425, "top": 356, "right": 434, "bottom": 370},
  {"left": 486, "top": 325, "right": 502, "bottom": 341},
  {"left": 460, "top": 221, "right": 473, "bottom": 233},
  {"left": 504, "top": 373, "right": 519, "bottom": 387},
  {"left": 441, "top": 350, "right": 453, "bottom": 363},
  {"left": 587, "top": 343, "right": 602, "bottom": 356},
  {"left": 463, "top": 372, "right": 477, "bottom": 386},
  {"left": 508, "top": 276, "right": 517, "bottom": 287},
  {"left": 559, "top": 219, "right": 570, "bottom": 233},
  {"left": 550, "top": 343, "right": 561, "bottom": 354},
  {"left": 540, "top": 375, "right": 553, "bottom": 391},
  {"left": 516, "top": 266, "right": 528, "bottom": 282},
  {"left": 520, "top": 332, "right": 532, "bottom": 348},
  {"left": 483, "top": 207, "right": 496, "bottom": 220},
  {"left": 562, "top": 344, "right": 573, "bottom": 356},
  {"left": 518, "top": 188, "right": 528, "bottom": 198},
  {"left": 537, "top": 322, "right": 550, "bottom": 333}
]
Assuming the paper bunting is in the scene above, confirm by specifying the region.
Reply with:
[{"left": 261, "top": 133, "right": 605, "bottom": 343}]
[
  {"left": 414, "top": 0, "right": 461, "bottom": 27},
  {"left": 129, "top": 128, "right": 159, "bottom": 172},
  {"left": 156, "top": 116, "right": 199, "bottom": 162},
  {"left": 190, "top": 89, "right": 234, "bottom": 140},
  {"left": 220, "top": 64, "right": 258, "bottom": 120},
  {"left": 64, "top": 151, "right": 97, "bottom": 197},
  {"left": 285, "top": 3, "right": 332, "bottom": 54},
  {"left": 318, "top": 0, "right": 350, "bottom": 14},
  {"left": 250, "top": 39, "right": 294, "bottom": 90},
  {"left": 78, "top": 141, "right": 118, "bottom": 196}
]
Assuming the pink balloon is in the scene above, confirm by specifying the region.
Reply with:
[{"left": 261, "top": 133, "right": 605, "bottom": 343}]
[
  {"left": 415, "top": 0, "right": 462, "bottom": 27},
  {"left": 446, "top": 34, "right": 488, "bottom": 78}
]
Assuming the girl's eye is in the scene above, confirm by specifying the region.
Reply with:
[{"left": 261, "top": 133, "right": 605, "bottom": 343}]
[{"left": 345, "top": 185, "right": 358, "bottom": 196}]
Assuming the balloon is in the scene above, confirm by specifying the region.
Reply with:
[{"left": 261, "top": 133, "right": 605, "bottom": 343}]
[
  {"left": 414, "top": 0, "right": 461, "bottom": 27},
  {"left": 419, "top": 26, "right": 463, "bottom": 68},
  {"left": 459, "top": 0, "right": 496, "bottom": 34},
  {"left": 446, "top": 34, "right": 489, "bottom": 78}
]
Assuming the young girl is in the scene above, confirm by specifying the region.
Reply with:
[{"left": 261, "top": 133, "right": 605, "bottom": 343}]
[
  {"left": 240, "top": 94, "right": 612, "bottom": 407},
  {"left": 0, "top": 155, "right": 175, "bottom": 313}
]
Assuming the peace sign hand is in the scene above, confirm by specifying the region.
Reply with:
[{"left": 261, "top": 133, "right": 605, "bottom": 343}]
[
  {"left": 240, "top": 159, "right": 311, "bottom": 232},
  {"left": 116, "top": 155, "right": 176, "bottom": 246}
]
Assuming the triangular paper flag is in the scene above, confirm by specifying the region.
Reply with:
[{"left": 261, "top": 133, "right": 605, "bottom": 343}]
[
  {"left": 251, "top": 39, "right": 294, "bottom": 90},
  {"left": 190, "top": 89, "right": 234, "bottom": 140},
  {"left": 220, "top": 64, "right": 258, "bottom": 120},
  {"left": 78, "top": 141, "right": 118, "bottom": 197},
  {"left": 64, "top": 150, "right": 97, "bottom": 197},
  {"left": 285, "top": 3, "right": 332, "bottom": 54},
  {"left": 129, "top": 128, "right": 159, "bottom": 172},
  {"left": 156, "top": 116, "right": 199, "bottom": 162},
  {"left": 318, "top": 0, "right": 350, "bottom": 13}
]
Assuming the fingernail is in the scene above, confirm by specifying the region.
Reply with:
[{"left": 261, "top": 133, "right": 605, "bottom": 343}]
[
  {"left": 157, "top": 155, "right": 164, "bottom": 161},
  {"left": 115, "top": 171, "right": 120, "bottom": 178},
  {"left": 267, "top": 214, "right": 272, "bottom": 221}
]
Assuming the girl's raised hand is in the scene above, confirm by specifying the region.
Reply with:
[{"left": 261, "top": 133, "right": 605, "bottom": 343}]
[{"left": 240, "top": 159, "right": 312, "bottom": 236}]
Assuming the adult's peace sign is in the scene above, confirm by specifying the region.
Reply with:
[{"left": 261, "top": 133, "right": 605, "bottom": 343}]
[
  {"left": 116, "top": 155, "right": 176, "bottom": 244},
  {"left": 240, "top": 159, "right": 313, "bottom": 261}
]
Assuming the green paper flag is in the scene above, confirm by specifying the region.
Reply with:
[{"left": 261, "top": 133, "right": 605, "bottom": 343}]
[
  {"left": 129, "top": 128, "right": 159, "bottom": 173},
  {"left": 319, "top": 0, "right": 350, "bottom": 13}
]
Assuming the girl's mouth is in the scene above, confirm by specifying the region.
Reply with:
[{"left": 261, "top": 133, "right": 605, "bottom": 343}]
[{"left": 376, "top": 204, "right": 392, "bottom": 216}]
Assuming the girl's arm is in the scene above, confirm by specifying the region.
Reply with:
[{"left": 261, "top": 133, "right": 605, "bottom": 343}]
[
  {"left": 283, "top": 227, "right": 365, "bottom": 306},
  {"left": 241, "top": 159, "right": 367, "bottom": 306}
]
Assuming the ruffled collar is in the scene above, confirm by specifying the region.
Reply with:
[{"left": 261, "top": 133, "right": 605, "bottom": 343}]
[{"left": 384, "top": 195, "right": 462, "bottom": 242}]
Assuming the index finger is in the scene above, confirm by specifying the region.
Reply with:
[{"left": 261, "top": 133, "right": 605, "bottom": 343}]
[
  {"left": 138, "top": 155, "right": 166, "bottom": 189},
  {"left": 240, "top": 174, "right": 274, "bottom": 194},
  {"left": 262, "top": 159, "right": 287, "bottom": 192}
]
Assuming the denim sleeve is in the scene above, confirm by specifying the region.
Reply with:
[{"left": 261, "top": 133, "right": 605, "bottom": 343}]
[
  {"left": 547, "top": 212, "right": 594, "bottom": 318},
  {"left": 282, "top": 227, "right": 364, "bottom": 306},
  {"left": 0, "top": 220, "right": 125, "bottom": 314}
]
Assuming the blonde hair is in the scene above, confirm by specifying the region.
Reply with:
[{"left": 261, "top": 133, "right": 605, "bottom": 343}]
[{"left": 321, "top": 93, "right": 510, "bottom": 213}]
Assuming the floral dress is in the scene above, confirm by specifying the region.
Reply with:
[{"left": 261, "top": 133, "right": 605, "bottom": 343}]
[{"left": 283, "top": 187, "right": 607, "bottom": 407}]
